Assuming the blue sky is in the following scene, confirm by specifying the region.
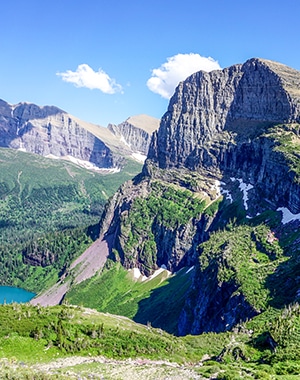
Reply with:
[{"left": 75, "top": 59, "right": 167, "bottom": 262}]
[{"left": 0, "top": 0, "right": 299, "bottom": 126}]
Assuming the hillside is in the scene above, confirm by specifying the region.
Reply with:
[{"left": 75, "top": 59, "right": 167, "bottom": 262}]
[
  {"left": 0, "top": 148, "right": 142, "bottom": 292},
  {"left": 1, "top": 303, "right": 300, "bottom": 379},
  {"left": 2, "top": 58, "right": 300, "bottom": 378}
]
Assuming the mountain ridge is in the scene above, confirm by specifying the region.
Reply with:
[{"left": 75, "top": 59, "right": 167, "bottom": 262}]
[{"left": 0, "top": 99, "right": 160, "bottom": 169}]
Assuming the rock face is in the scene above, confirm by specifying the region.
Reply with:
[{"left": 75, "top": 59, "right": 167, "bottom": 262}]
[
  {"left": 147, "top": 58, "right": 300, "bottom": 170},
  {"left": 145, "top": 58, "right": 300, "bottom": 213},
  {"left": 103, "top": 57, "right": 300, "bottom": 268},
  {"left": 108, "top": 114, "right": 160, "bottom": 156},
  {"left": 97, "top": 58, "right": 300, "bottom": 335},
  {"left": 0, "top": 100, "right": 159, "bottom": 168}
]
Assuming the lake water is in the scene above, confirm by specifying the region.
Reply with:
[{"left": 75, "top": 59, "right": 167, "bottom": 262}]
[{"left": 0, "top": 286, "right": 35, "bottom": 304}]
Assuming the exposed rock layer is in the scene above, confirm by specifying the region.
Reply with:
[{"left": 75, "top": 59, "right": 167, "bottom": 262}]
[
  {"left": 145, "top": 58, "right": 300, "bottom": 213},
  {"left": 0, "top": 100, "right": 159, "bottom": 168},
  {"left": 147, "top": 58, "right": 300, "bottom": 170},
  {"left": 108, "top": 115, "right": 159, "bottom": 156}
]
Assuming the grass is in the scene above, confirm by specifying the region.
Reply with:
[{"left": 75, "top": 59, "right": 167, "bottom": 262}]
[
  {"left": 65, "top": 261, "right": 193, "bottom": 334},
  {"left": 0, "top": 303, "right": 300, "bottom": 379},
  {"left": 0, "top": 303, "right": 183, "bottom": 362}
]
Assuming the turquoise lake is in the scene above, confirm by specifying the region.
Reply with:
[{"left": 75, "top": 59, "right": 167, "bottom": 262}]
[{"left": 0, "top": 286, "right": 35, "bottom": 304}]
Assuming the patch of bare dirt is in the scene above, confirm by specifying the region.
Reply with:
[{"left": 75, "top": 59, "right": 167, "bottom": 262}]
[{"left": 31, "top": 235, "right": 111, "bottom": 306}]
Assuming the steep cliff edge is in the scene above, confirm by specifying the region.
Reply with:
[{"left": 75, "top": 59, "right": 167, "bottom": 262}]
[
  {"left": 145, "top": 58, "right": 300, "bottom": 213},
  {"left": 147, "top": 58, "right": 300, "bottom": 170},
  {"left": 94, "top": 58, "right": 300, "bottom": 335}
]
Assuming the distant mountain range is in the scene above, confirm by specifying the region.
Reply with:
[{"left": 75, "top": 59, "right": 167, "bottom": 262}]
[{"left": 0, "top": 99, "right": 160, "bottom": 170}]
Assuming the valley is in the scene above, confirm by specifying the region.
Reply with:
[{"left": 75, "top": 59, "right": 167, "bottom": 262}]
[{"left": 1, "top": 57, "right": 300, "bottom": 379}]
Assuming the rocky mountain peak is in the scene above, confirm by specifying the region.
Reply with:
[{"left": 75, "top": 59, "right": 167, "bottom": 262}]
[
  {"left": 146, "top": 58, "right": 300, "bottom": 171},
  {"left": 108, "top": 114, "right": 159, "bottom": 157},
  {"left": 12, "top": 101, "right": 65, "bottom": 121}
]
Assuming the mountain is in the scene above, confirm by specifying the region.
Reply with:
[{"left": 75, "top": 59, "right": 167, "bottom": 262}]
[
  {"left": 108, "top": 114, "right": 160, "bottom": 159},
  {"left": 0, "top": 101, "right": 159, "bottom": 300},
  {"left": 0, "top": 99, "right": 159, "bottom": 169},
  {"left": 100, "top": 57, "right": 300, "bottom": 267},
  {"left": 3, "top": 58, "right": 300, "bottom": 377},
  {"left": 60, "top": 58, "right": 300, "bottom": 339}
]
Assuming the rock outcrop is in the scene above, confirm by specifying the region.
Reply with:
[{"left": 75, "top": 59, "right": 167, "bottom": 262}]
[
  {"left": 145, "top": 58, "right": 300, "bottom": 213},
  {"left": 147, "top": 58, "right": 300, "bottom": 170}
]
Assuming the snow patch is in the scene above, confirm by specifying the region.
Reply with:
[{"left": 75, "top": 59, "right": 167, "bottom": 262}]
[
  {"left": 120, "top": 135, "right": 131, "bottom": 147},
  {"left": 277, "top": 207, "right": 300, "bottom": 224},
  {"left": 220, "top": 187, "right": 233, "bottom": 203},
  {"left": 129, "top": 267, "right": 171, "bottom": 282},
  {"left": 147, "top": 267, "right": 171, "bottom": 281},
  {"left": 46, "top": 154, "right": 60, "bottom": 160},
  {"left": 186, "top": 266, "right": 194, "bottom": 274},
  {"left": 45, "top": 154, "right": 121, "bottom": 173},
  {"left": 211, "top": 180, "right": 221, "bottom": 197},
  {"left": 18, "top": 141, "right": 26, "bottom": 152},
  {"left": 129, "top": 268, "right": 147, "bottom": 281},
  {"left": 212, "top": 180, "right": 233, "bottom": 203},
  {"left": 132, "top": 268, "right": 142, "bottom": 280},
  {"left": 231, "top": 178, "right": 253, "bottom": 210},
  {"left": 131, "top": 152, "right": 147, "bottom": 163}
]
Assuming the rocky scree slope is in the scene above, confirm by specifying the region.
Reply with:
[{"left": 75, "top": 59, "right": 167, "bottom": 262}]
[
  {"left": 0, "top": 100, "right": 159, "bottom": 169},
  {"left": 98, "top": 58, "right": 300, "bottom": 334}
]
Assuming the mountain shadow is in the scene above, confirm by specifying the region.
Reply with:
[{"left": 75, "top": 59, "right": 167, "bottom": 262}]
[
  {"left": 133, "top": 268, "right": 194, "bottom": 335},
  {"left": 264, "top": 222, "right": 300, "bottom": 309}
]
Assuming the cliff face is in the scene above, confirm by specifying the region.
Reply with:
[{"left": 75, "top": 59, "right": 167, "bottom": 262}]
[
  {"left": 108, "top": 114, "right": 159, "bottom": 156},
  {"left": 147, "top": 58, "right": 300, "bottom": 170},
  {"left": 0, "top": 101, "right": 119, "bottom": 168},
  {"left": 145, "top": 58, "right": 300, "bottom": 213},
  {"left": 97, "top": 58, "right": 300, "bottom": 335},
  {"left": 0, "top": 101, "right": 159, "bottom": 169}
]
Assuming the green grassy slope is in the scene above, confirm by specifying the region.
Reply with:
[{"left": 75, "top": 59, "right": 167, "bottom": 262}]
[
  {"left": 65, "top": 261, "right": 193, "bottom": 334},
  {"left": 0, "top": 148, "right": 142, "bottom": 292},
  {"left": 0, "top": 303, "right": 300, "bottom": 379}
]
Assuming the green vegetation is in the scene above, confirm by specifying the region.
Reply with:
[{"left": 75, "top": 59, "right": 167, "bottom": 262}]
[
  {"left": 65, "top": 261, "right": 193, "bottom": 334},
  {"left": 265, "top": 123, "right": 300, "bottom": 180},
  {"left": 0, "top": 148, "right": 141, "bottom": 292},
  {"left": 198, "top": 222, "right": 285, "bottom": 312},
  {"left": 121, "top": 181, "right": 205, "bottom": 273},
  {"left": 1, "top": 122, "right": 300, "bottom": 377},
  {"left": 0, "top": 303, "right": 181, "bottom": 362},
  {"left": 0, "top": 303, "right": 300, "bottom": 379}
]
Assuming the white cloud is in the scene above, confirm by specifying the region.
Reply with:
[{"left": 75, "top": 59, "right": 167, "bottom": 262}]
[
  {"left": 147, "top": 53, "right": 221, "bottom": 99},
  {"left": 57, "top": 64, "right": 122, "bottom": 94}
]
